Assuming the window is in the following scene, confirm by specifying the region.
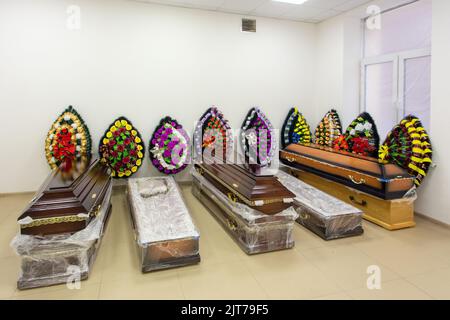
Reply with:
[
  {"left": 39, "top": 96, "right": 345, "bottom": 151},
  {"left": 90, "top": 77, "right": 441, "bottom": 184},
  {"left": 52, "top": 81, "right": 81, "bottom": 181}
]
[{"left": 361, "top": 0, "right": 432, "bottom": 138}]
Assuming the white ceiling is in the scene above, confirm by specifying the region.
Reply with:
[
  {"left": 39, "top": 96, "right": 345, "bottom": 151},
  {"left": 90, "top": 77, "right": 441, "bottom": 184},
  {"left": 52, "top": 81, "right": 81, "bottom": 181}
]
[{"left": 131, "top": 0, "right": 373, "bottom": 23}]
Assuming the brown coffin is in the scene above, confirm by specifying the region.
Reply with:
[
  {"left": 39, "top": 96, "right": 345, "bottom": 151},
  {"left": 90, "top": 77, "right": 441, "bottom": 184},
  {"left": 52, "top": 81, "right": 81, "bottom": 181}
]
[
  {"left": 280, "top": 144, "right": 414, "bottom": 200},
  {"left": 290, "top": 168, "right": 416, "bottom": 231},
  {"left": 17, "top": 203, "right": 112, "bottom": 290},
  {"left": 194, "top": 163, "right": 295, "bottom": 215},
  {"left": 192, "top": 174, "right": 297, "bottom": 254},
  {"left": 127, "top": 177, "right": 200, "bottom": 272},
  {"left": 18, "top": 159, "right": 112, "bottom": 236}
]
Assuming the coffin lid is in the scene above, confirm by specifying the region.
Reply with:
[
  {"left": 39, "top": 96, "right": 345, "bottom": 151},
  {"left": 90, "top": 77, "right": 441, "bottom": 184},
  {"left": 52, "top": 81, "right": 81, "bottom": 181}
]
[{"left": 18, "top": 159, "right": 111, "bottom": 222}]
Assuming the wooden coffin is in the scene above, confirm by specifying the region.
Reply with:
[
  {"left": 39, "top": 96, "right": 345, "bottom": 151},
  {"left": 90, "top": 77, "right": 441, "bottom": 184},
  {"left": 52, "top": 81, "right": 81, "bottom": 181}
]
[
  {"left": 194, "top": 163, "right": 295, "bottom": 215},
  {"left": 277, "top": 170, "right": 363, "bottom": 240},
  {"left": 280, "top": 144, "right": 414, "bottom": 200},
  {"left": 16, "top": 202, "right": 112, "bottom": 290},
  {"left": 18, "top": 159, "right": 112, "bottom": 236},
  {"left": 289, "top": 168, "right": 416, "bottom": 231},
  {"left": 192, "top": 170, "right": 297, "bottom": 255},
  {"left": 127, "top": 177, "right": 200, "bottom": 272}
]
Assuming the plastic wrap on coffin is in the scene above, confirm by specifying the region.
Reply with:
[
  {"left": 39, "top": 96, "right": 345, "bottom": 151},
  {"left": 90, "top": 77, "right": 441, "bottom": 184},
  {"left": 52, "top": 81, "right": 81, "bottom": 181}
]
[
  {"left": 191, "top": 169, "right": 298, "bottom": 255},
  {"left": 277, "top": 170, "right": 363, "bottom": 240},
  {"left": 287, "top": 168, "right": 417, "bottom": 231},
  {"left": 127, "top": 177, "right": 200, "bottom": 272},
  {"left": 12, "top": 184, "right": 112, "bottom": 290}
]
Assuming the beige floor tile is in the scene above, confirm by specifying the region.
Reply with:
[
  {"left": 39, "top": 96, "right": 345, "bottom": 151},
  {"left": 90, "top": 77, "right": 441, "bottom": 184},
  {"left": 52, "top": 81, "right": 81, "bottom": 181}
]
[
  {"left": 292, "top": 225, "right": 328, "bottom": 251},
  {"left": 13, "top": 283, "right": 100, "bottom": 300},
  {"left": 313, "top": 292, "right": 353, "bottom": 300},
  {"left": 196, "top": 234, "right": 243, "bottom": 267},
  {"left": 406, "top": 267, "right": 450, "bottom": 300},
  {"left": 0, "top": 226, "right": 18, "bottom": 259},
  {"left": 0, "top": 256, "right": 21, "bottom": 299},
  {"left": 0, "top": 193, "right": 34, "bottom": 221},
  {"left": 351, "top": 236, "right": 450, "bottom": 277},
  {"left": 301, "top": 244, "right": 400, "bottom": 291},
  {"left": 99, "top": 270, "right": 183, "bottom": 300},
  {"left": 243, "top": 250, "right": 341, "bottom": 299},
  {"left": 100, "top": 242, "right": 143, "bottom": 282},
  {"left": 346, "top": 279, "right": 432, "bottom": 300},
  {"left": 177, "top": 261, "right": 267, "bottom": 300}
]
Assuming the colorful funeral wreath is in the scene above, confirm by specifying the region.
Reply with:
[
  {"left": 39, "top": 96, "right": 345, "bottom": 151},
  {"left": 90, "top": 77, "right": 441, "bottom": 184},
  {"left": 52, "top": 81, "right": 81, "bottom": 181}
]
[
  {"left": 193, "top": 107, "right": 233, "bottom": 163},
  {"left": 45, "top": 106, "right": 92, "bottom": 169},
  {"left": 281, "top": 107, "right": 312, "bottom": 148},
  {"left": 379, "top": 115, "right": 432, "bottom": 187},
  {"left": 149, "top": 117, "right": 190, "bottom": 175},
  {"left": 314, "top": 109, "right": 342, "bottom": 147},
  {"left": 341, "top": 112, "right": 380, "bottom": 157},
  {"left": 241, "top": 107, "right": 276, "bottom": 167},
  {"left": 99, "top": 117, "right": 144, "bottom": 178}
]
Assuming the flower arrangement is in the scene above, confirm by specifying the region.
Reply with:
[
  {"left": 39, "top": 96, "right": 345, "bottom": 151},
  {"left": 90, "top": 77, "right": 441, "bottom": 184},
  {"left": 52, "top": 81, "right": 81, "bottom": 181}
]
[
  {"left": 241, "top": 107, "right": 276, "bottom": 167},
  {"left": 150, "top": 117, "right": 190, "bottom": 175},
  {"left": 281, "top": 108, "right": 311, "bottom": 148},
  {"left": 332, "top": 135, "right": 349, "bottom": 152},
  {"left": 193, "top": 107, "right": 233, "bottom": 163},
  {"left": 314, "top": 109, "right": 342, "bottom": 147},
  {"left": 99, "top": 117, "right": 144, "bottom": 178},
  {"left": 380, "top": 115, "right": 432, "bottom": 187},
  {"left": 343, "top": 112, "right": 379, "bottom": 157},
  {"left": 45, "top": 106, "right": 91, "bottom": 169}
]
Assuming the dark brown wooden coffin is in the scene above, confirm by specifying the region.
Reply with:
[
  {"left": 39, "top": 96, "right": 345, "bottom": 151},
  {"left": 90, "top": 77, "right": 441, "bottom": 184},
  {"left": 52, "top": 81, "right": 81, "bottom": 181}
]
[
  {"left": 18, "top": 159, "right": 112, "bottom": 236},
  {"left": 192, "top": 176, "right": 296, "bottom": 254},
  {"left": 17, "top": 204, "right": 112, "bottom": 290},
  {"left": 194, "top": 163, "right": 295, "bottom": 215},
  {"left": 280, "top": 144, "right": 414, "bottom": 200}
]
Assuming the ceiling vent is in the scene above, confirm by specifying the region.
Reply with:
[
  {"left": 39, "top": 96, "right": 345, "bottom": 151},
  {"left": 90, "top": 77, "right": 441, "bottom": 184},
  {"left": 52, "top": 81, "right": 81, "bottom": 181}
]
[{"left": 241, "top": 18, "right": 256, "bottom": 33}]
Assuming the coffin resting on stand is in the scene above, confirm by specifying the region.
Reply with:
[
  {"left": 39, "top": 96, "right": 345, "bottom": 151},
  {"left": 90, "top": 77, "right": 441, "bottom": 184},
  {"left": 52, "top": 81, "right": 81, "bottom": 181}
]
[
  {"left": 127, "top": 177, "right": 200, "bottom": 272},
  {"left": 289, "top": 168, "right": 417, "bottom": 231},
  {"left": 280, "top": 144, "right": 414, "bottom": 200},
  {"left": 276, "top": 170, "right": 363, "bottom": 240},
  {"left": 192, "top": 169, "right": 298, "bottom": 255},
  {"left": 11, "top": 184, "right": 112, "bottom": 290},
  {"left": 18, "top": 159, "right": 112, "bottom": 236},
  {"left": 194, "top": 163, "right": 295, "bottom": 215}
]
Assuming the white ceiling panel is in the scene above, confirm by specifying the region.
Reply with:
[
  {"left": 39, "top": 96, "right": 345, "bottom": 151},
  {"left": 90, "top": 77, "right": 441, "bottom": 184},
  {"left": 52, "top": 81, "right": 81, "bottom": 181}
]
[{"left": 131, "top": 0, "right": 375, "bottom": 23}]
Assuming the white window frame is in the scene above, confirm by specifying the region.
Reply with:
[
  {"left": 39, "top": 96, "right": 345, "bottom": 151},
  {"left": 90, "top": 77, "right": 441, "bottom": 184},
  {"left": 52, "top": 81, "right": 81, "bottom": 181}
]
[{"left": 360, "top": 47, "right": 431, "bottom": 124}]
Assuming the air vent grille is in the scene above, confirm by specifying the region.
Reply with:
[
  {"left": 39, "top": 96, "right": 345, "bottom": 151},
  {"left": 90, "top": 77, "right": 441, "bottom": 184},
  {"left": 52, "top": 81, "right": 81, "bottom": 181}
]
[{"left": 242, "top": 18, "right": 256, "bottom": 33}]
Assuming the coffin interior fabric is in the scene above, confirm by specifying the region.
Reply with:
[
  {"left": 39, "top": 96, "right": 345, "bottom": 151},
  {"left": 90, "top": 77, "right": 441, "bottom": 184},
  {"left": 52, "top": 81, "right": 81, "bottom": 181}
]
[
  {"left": 191, "top": 169, "right": 298, "bottom": 224},
  {"left": 128, "top": 177, "right": 199, "bottom": 246},
  {"left": 276, "top": 170, "right": 362, "bottom": 218}
]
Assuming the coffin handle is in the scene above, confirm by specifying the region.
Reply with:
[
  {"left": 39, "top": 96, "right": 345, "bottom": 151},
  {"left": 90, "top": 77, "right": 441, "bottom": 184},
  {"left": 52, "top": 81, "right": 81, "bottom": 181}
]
[
  {"left": 286, "top": 157, "right": 296, "bottom": 163},
  {"left": 227, "top": 193, "right": 238, "bottom": 203},
  {"left": 349, "top": 175, "right": 366, "bottom": 185},
  {"left": 299, "top": 212, "right": 310, "bottom": 220},
  {"left": 349, "top": 196, "right": 367, "bottom": 207}
]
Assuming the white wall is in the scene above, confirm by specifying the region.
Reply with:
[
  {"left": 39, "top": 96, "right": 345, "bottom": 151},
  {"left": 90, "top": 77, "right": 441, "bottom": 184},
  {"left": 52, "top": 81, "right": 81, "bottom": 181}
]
[
  {"left": 313, "top": 16, "right": 344, "bottom": 125},
  {"left": 414, "top": 0, "right": 450, "bottom": 224},
  {"left": 0, "top": 0, "right": 316, "bottom": 193}
]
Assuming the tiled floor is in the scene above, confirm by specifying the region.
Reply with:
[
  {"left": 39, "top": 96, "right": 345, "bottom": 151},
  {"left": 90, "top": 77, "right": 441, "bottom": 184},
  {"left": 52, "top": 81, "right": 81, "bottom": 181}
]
[{"left": 1, "top": 185, "right": 450, "bottom": 300}]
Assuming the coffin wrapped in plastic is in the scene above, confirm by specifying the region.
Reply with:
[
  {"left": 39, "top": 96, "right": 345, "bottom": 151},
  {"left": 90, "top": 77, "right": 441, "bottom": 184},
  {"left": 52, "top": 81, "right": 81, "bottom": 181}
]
[
  {"left": 127, "top": 177, "right": 200, "bottom": 272},
  {"left": 191, "top": 169, "right": 298, "bottom": 255},
  {"left": 11, "top": 184, "right": 112, "bottom": 290},
  {"left": 277, "top": 170, "right": 363, "bottom": 240}
]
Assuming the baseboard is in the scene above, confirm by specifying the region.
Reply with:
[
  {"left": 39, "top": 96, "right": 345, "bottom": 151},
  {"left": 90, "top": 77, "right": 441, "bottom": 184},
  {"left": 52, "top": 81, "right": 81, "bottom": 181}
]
[{"left": 416, "top": 212, "right": 450, "bottom": 229}]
